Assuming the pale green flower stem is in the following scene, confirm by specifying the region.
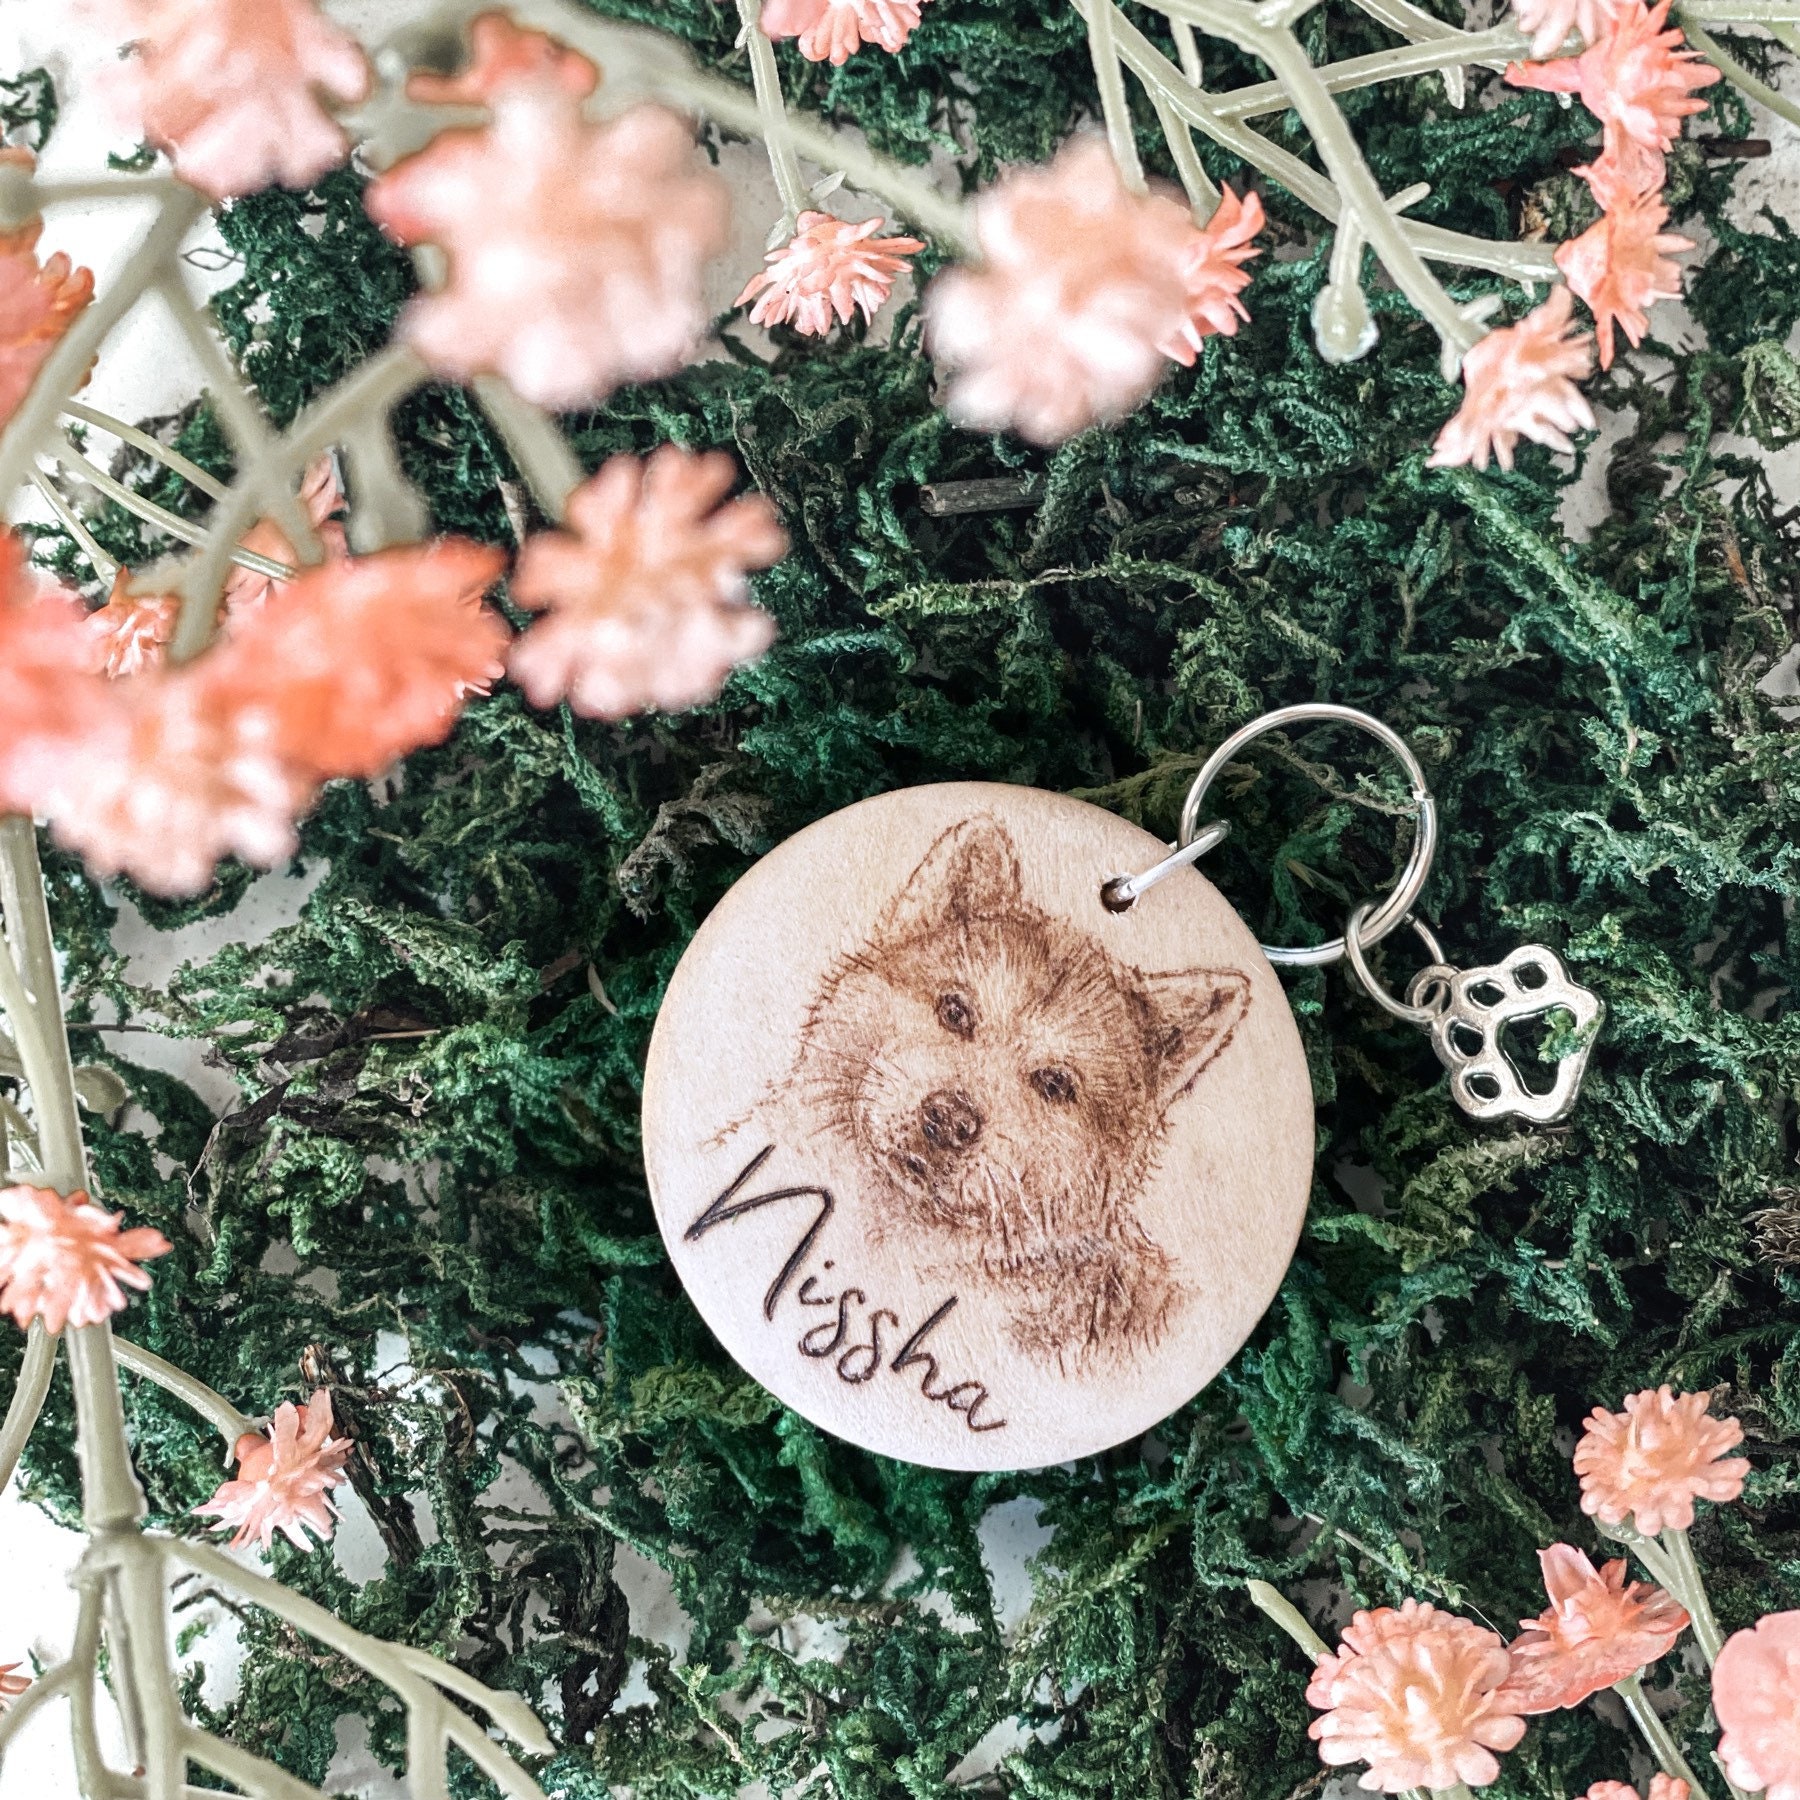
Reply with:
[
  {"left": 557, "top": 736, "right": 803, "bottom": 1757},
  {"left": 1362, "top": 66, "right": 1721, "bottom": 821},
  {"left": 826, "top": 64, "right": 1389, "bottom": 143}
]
[
  {"left": 736, "top": 0, "right": 810, "bottom": 224},
  {"left": 1660, "top": 1526, "right": 1727, "bottom": 1666},
  {"left": 0, "top": 812, "right": 559, "bottom": 1799},
  {"left": 112, "top": 1336, "right": 255, "bottom": 1449},
  {"left": 0, "top": 1318, "right": 55, "bottom": 1495},
  {"left": 1614, "top": 1671, "right": 1711, "bottom": 1794}
]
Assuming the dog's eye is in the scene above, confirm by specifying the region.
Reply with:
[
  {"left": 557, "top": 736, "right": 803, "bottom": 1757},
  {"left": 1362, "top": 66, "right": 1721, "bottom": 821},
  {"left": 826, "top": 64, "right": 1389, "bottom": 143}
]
[
  {"left": 1031, "top": 1065, "right": 1079, "bottom": 1105},
  {"left": 935, "top": 992, "right": 975, "bottom": 1038}
]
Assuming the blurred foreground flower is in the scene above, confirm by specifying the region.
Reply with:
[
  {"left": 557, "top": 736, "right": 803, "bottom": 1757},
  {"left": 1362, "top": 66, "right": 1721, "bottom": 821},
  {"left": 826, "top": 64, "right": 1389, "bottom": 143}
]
[
  {"left": 0, "top": 539, "right": 106, "bottom": 798},
  {"left": 366, "top": 94, "right": 730, "bottom": 409},
  {"left": 1582, "top": 1779, "right": 1688, "bottom": 1800},
  {"left": 1305, "top": 1599, "right": 1526, "bottom": 1791},
  {"left": 3, "top": 527, "right": 507, "bottom": 895},
  {"left": 1510, "top": 0, "right": 1627, "bottom": 58},
  {"left": 1499, "top": 1545, "right": 1688, "bottom": 1712},
  {"left": 0, "top": 207, "right": 95, "bottom": 428},
  {"left": 1713, "top": 1611, "right": 1800, "bottom": 1800},
  {"left": 510, "top": 448, "right": 785, "bottom": 718},
  {"left": 0, "top": 1186, "right": 171, "bottom": 1334},
  {"left": 91, "top": 0, "right": 370, "bottom": 199},
  {"left": 1428, "top": 286, "right": 1595, "bottom": 471},
  {"left": 1574, "top": 1385, "right": 1750, "bottom": 1534},
  {"left": 222, "top": 538, "right": 507, "bottom": 781},
  {"left": 760, "top": 0, "right": 925, "bottom": 63},
  {"left": 197, "top": 1391, "right": 351, "bottom": 1552},
  {"left": 1507, "top": 0, "right": 1719, "bottom": 192},
  {"left": 0, "top": 1665, "right": 28, "bottom": 1706},
  {"left": 737, "top": 210, "right": 924, "bottom": 335},
  {"left": 38, "top": 666, "right": 311, "bottom": 896},
  {"left": 405, "top": 8, "right": 598, "bottom": 104},
  {"left": 926, "top": 138, "right": 1264, "bottom": 445}
]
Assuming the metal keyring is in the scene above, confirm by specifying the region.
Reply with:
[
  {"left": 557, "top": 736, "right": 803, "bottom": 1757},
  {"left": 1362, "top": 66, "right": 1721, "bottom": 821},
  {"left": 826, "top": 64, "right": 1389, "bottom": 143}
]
[
  {"left": 1104, "top": 703, "right": 1438, "bottom": 965},
  {"left": 1343, "top": 904, "right": 1455, "bottom": 1026}
]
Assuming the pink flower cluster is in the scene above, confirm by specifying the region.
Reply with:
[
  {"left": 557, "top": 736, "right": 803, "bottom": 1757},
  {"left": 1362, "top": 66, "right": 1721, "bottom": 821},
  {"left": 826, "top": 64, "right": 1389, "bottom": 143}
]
[
  {"left": 0, "top": 527, "right": 509, "bottom": 895},
  {"left": 1435, "top": 0, "right": 1715, "bottom": 465},
  {"left": 1715, "top": 1612, "right": 1800, "bottom": 1800},
  {"left": 0, "top": 175, "right": 94, "bottom": 428},
  {"left": 925, "top": 138, "right": 1265, "bottom": 445},
  {"left": 197, "top": 1391, "right": 351, "bottom": 1552},
  {"left": 89, "top": 0, "right": 370, "bottom": 200},
  {"left": 737, "top": 211, "right": 925, "bottom": 337},
  {"left": 510, "top": 447, "right": 787, "bottom": 721},
  {"left": 1, "top": 440, "right": 784, "bottom": 895},
  {"left": 0, "top": 1185, "right": 170, "bottom": 1334},
  {"left": 1303, "top": 1388, "right": 1762, "bottom": 1792},
  {"left": 760, "top": 0, "right": 929, "bottom": 66}
]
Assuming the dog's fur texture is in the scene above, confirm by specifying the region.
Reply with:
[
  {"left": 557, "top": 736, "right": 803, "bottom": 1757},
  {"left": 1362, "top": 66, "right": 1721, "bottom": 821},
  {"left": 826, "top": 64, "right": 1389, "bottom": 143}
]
[{"left": 778, "top": 815, "right": 1252, "bottom": 1368}]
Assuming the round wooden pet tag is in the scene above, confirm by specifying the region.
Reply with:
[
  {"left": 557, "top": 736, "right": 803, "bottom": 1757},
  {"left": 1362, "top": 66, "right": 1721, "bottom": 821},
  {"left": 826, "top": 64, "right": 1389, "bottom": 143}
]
[{"left": 642, "top": 783, "right": 1314, "bottom": 1470}]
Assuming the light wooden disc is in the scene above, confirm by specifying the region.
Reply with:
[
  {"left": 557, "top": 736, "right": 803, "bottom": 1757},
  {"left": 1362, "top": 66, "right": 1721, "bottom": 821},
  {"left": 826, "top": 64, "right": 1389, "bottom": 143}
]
[{"left": 642, "top": 783, "right": 1314, "bottom": 1470}]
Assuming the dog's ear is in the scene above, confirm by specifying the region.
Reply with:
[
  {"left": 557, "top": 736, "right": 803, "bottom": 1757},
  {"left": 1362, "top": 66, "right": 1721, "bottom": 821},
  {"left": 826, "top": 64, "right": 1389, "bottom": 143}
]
[
  {"left": 1140, "top": 967, "right": 1252, "bottom": 1106},
  {"left": 880, "top": 816, "right": 1024, "bottom": 938}
]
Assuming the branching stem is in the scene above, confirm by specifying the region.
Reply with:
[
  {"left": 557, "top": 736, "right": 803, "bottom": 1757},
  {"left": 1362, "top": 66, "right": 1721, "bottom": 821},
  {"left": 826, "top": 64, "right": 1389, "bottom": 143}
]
[
  {"left": 735, "top": 0, "right": 810, "bottom": 222},
  {"left": 0, "top": 1319, "right": 57, "bottom": 1495},
  {"left": 113, "top": 1337, "right": 255, "bottom": 1448}
]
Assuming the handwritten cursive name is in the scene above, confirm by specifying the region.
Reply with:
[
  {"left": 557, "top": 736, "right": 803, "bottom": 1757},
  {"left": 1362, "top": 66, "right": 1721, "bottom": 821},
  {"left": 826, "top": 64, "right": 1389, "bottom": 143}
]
[{"left": 685, "top": 1145, "right": 1006, "bottom": 1433}]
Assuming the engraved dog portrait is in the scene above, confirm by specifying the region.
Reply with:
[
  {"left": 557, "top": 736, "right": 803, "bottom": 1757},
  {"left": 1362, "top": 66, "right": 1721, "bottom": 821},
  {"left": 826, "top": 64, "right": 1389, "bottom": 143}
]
[{"left": 764, "top": 815, "right": 1252, "bottom": 1368}]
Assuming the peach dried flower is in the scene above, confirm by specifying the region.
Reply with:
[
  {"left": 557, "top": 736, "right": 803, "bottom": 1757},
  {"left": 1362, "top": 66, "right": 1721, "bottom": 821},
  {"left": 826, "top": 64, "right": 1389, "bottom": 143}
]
[
  {"left": 760, "top": 0, "right": 926, "bottom": 63},
  {"left": 226, "top": 540, "right": 509, "bottom": 781},
  {"left": 1498, "top": 1544, "right": 1688, "bottom": 1712},
  {"left": 1158, "top": 186, "right": 1266, "bottom": 365},
  {"left": 736, "top": 210, "right": 924, "bottom": 335},
  {"left": 1714, "top": 1612, "right": 1800, "bottom": 1800},
  {"left": 0, "top": 1186, "right": 172, "bottom": 1334},
  {"left": 1574, "top": 1385, "right": 1751, "bottom": 1534},
  {"left": 366, "top": 95, "right": 730, "bottom": 410},
  {"left": 510, "top": 448, "right": 785, "bottom": 719},
  {"left": 38, "top": 665, "right": 313, "bottom": 897},
  {"left": 924, "top": 137, "right": 1201, "bottom": 445},
  {"left": 86, "top": 576, "right": 179, "bottom": 681},
  {"left": 0, "top": 1664, "right": 27, "bottom": 1705},
  {"left": 0, "top": 213, "right": 95, "bottom": 428},
  {"left": 406, "top": 9, "right": 598, "bottom": 104},
  {"left": 219, "top": 452, "right": 350, "bottom": 619},
  {"left": 86, "top": 455, "right": 349, "bottom": 679},
  {"left": 1583, "top": 1778, "right": 1689, "bottom": 1800},
  {"left": 94, "top": 0, "right": 370, "bottom": 200},
  {"left": 1556, "top": 166, "right": 1692, "bottom": 368},
  {"left": 0, "top": 538, "right": 115, "bottom": 811},
  {"left": 196, "top": 1390, "right": 351, "bottom": 1552},
  {"left": 1511, "top": 0, "right": 1627, "bottom": 59},
  {"left": 1507, "top": 0, "right": 1719, "bottom": 192},
  {"left": 1305, "top": 1598, "right": 1527, "bottom": 1792},
  {"left": 1428, "top": 286, "right": 1595, "bottom": 471}
]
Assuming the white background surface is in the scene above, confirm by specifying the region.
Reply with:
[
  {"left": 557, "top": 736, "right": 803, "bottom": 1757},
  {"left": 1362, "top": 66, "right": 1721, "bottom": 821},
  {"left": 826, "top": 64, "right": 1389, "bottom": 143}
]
[{"left": 1, "top": 0, "right": 1797, "bottom": 1794}]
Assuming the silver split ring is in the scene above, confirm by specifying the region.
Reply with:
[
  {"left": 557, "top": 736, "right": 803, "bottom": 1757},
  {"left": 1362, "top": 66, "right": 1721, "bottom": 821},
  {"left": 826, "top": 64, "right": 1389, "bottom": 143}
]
[
  {"left": 1175, "top": 703, "right": 1439, "bottom": 967},
  {"left": 1343, "top": 904, "right": 1456, "bottom": 1026}
]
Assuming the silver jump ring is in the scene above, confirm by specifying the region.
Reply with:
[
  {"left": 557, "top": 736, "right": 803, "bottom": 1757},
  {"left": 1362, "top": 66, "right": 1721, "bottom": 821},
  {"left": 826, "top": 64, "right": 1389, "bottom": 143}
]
[
  {"left": 1344, "top": 904, "right": 1455, "bottom": 1026},
  {"left": 1176, "top": 703, "right": 1439, "bottom": 968}
]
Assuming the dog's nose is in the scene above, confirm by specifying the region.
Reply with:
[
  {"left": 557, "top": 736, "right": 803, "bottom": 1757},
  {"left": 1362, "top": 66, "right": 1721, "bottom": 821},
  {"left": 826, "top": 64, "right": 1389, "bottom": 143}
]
[{"left": 920, "top": 1088, "right": 983, "bottom": 1151}]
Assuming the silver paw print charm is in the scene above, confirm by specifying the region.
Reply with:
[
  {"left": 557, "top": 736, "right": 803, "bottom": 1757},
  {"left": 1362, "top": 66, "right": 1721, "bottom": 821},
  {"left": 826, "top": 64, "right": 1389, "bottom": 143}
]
[
  {"left": 1407, "top": 943, "right": 1603, "bottom": 1125},
  {"left": 1348, "top": 913, "right": 1603, "bottom": 1126}
]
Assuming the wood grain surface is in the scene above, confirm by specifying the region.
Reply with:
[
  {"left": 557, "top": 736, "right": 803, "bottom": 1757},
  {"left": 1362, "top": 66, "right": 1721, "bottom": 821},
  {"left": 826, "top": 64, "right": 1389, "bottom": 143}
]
[{"left": 643, "top": 783, "right": 1315, "bottom": 1469}]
